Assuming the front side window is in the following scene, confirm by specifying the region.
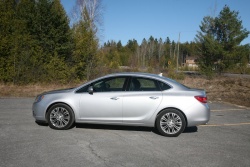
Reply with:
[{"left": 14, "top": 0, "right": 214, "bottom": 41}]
[
  {"left": 129, "top": 77, "right": 161, "bottom": 91},
  {"left": 76, "top": 77, "right": 127, "bottom": 93},
  {"left": 93, "top": 77, "right": 126, "bottom": 92}
]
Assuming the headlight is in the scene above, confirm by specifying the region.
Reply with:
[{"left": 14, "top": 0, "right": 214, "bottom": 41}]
[{"left": 34, "top": 95, "right": 44, "bottom": 103}]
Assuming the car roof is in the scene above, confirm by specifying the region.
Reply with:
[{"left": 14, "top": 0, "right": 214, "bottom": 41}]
[
  {"left": 103, "top": 72, "right": 189, "bottom": 90},
  {"left": 75, "top": 72, "right": 189, "bottom": 92},
  {"left": 105, "top": 72, "right": 161, "bottom": 78}
]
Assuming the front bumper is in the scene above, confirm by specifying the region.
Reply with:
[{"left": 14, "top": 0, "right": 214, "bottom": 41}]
[{"left": 32, "top": 102, "right": 47, "bottom": 122}]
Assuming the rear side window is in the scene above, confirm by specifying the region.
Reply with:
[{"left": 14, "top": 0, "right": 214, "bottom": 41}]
[
  {"left": 129, "top": 77, "right": 161, "bottom": 91},
  {"left": 158, "top": 81, "right": 171, "bottom": 91}
]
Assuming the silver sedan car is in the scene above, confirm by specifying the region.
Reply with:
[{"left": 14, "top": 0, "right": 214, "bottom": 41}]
[{"left": 33, "top": 72, "right": 210, "bottom": 137}]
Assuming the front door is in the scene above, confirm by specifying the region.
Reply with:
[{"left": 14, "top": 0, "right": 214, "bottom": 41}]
[{"left": 79, "top": 76, "right": 127, "bottom": 123}]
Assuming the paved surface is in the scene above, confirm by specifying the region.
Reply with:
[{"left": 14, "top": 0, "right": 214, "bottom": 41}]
[{"left": 0, "top": 98, "right": 250, "bottom": 167}]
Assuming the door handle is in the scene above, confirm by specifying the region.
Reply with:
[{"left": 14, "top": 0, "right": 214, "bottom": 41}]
[
  {"left": 110, "top": 97, "right": 119, "bottom": 100},
  {"left": 149, "top": 96, "right": 159, "bottom": 100}
]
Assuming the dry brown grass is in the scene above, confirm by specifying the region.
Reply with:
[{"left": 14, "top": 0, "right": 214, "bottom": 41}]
[
  {"left": 180, "top": 76, "right": 250, "bottom": 107},
  {"left": 1, "top": 76, "right": 250, "bottom": 107},
  {"left": 0, "top": 83, "right": 81, "bottom": 97}
]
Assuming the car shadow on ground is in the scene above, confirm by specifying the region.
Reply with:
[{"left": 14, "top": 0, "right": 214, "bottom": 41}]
[
  {"left": 183, "top": 126, "right": 198, "bottom": 133},
  {"left": 35, "top": 121, "right": 48, "bottom": 126},
  {"left": 75, "top": 123, "right": 198, "bottom": 135},
  {"left": 35, "top": 121, "right": 198, "bottom": 135},
  {"left": 75, "top": 123, "right": 153, "bottom": 132}
]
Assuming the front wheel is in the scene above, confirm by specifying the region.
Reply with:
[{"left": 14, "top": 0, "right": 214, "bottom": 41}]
[
  {"left": 156, "top": 109, "right": 186, "bottom": 137},
  {"left": 47, "top": 104, "right": 75, "bottom": 130}
]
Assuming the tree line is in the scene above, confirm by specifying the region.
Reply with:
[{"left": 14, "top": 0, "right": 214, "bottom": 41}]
[
  {"left": 0, "top": 0, "right": 74, "bottom": 84},
  {"left": 101, "top": 37, "right": 198, "bottom": 71},
  {"left": 0, "top": 1, "right": 249, "bottom": 84}
]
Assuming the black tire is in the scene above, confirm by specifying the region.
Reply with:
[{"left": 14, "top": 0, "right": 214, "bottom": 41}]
[
  {"left": 156, "top": 109, "right": 186, "bottom": 137},
  {"left": 47, "top": 103, "right": 75, "bottom": 130}
]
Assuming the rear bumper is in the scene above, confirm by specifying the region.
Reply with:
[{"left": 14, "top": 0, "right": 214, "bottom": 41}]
[{"left": 186, "top": 103, "right": 210, "bottom": 127}]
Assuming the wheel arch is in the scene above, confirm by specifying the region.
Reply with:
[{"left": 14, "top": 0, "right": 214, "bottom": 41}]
[
  {"left": 45, "top": 102, "right": 75, "bottom": 122},
  {"left": 155, "top": 107, "right": 188, "bottom": 127}
]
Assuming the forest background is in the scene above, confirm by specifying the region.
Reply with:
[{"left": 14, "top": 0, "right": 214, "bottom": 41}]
[
  {"left": 0, "top": 0, "right": 250, "bottom": 84},
  {"left": 0, "top": 0, "right": 250, "bottom": 107}
]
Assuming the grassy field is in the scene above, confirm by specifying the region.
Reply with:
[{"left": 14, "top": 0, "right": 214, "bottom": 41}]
[
  {"left": 1, "top": 75, "right": 249, "bottom": 107},
  {"left": 181, "top": 76, "right": 250, "bottom": 107}
]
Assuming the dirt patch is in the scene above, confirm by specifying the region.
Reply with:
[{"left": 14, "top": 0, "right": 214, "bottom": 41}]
[{"left": 0, "top": 76, "right": 250, "bottom": 107}]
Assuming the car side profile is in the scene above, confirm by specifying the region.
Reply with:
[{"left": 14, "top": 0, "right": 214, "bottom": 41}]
[{"left": 33, "top": 72, "right": 210, "bottom": 137}]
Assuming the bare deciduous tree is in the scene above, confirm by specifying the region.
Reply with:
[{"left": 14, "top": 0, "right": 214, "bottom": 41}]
[{"left": 72, "top": 0, "right": 103, "bottom": 32}]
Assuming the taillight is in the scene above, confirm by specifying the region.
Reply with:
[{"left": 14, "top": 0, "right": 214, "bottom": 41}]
[{"left": 195, "top": 96, "right": 207, "bottom": 103}]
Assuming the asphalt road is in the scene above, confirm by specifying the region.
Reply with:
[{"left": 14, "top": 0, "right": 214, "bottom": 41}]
[{"left": 0, "top": 98, "right": 250, "bottom": 167}]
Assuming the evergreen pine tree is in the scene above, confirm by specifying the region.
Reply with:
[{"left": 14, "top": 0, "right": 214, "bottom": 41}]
[
  {"left": 0, "top": 0, "right": 17, "bottom": 82},
  {"left": 196, "top": 5, "right": 249, "bottom": 75}
]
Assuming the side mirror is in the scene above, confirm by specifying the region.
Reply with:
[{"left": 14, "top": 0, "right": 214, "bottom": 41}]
[{"left": 88, "top": 86, "right": 94, "bottom": 95}]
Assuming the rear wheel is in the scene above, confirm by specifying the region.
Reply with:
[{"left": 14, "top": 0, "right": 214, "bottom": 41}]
[
  {"left": 156, "top": 109, "right": 186, "bottom": 137},
  {"left": 47, "top": 104, "right": 75, "bottom": 130}
]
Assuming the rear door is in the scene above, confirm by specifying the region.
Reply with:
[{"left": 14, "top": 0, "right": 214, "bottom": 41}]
[{"left": 122, "top": 77, "right": 162, "bottom": 124}]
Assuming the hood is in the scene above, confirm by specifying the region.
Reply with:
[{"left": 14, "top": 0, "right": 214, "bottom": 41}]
[{"left": 42, "top": 87, "right": 75, "bottom": 95}]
